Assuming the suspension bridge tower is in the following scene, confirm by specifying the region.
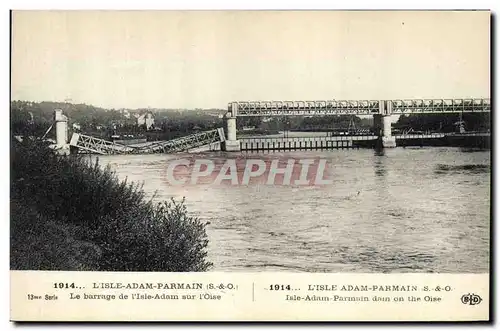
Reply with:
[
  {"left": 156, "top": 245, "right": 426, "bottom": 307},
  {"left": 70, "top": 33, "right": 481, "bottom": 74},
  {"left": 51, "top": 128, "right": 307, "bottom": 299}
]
[{"left": 54, "top": 109, "right": 70, "bottom": 155}]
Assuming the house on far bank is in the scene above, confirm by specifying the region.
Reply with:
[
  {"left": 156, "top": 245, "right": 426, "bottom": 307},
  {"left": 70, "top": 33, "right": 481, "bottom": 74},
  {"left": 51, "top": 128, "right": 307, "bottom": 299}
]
[
  {"left": 135, "top": 111, "right": 155, "bottom": 130},
  {"left": 72, "top": 122, "right": 81, "bottom": 131},
  {"left": 120, "top": 109, "right": 131, "bottom": 119}
]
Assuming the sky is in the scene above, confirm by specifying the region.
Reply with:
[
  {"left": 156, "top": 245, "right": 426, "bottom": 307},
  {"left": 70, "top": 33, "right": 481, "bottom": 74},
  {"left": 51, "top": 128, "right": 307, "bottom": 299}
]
[{"left": 11, "top": 10, "right": 490, "bottom": 109}]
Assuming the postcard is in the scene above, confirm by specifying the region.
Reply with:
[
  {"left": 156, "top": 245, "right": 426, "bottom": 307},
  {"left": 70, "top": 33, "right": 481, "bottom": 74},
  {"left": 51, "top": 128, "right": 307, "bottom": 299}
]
[{"left": 10, "top": 10, "right": 491, "bottom": 322}]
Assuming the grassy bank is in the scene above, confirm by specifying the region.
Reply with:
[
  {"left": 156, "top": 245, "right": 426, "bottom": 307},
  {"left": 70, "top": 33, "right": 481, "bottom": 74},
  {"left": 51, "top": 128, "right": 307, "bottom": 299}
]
[{"left": 10, "top": 138, "right": 212, "bottom": 271}]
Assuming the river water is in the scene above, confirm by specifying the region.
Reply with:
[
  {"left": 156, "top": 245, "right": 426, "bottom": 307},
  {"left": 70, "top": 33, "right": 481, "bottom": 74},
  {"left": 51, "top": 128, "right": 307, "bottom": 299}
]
[{"left": 97, "top": 147, "right": 490, "bottom": 273}]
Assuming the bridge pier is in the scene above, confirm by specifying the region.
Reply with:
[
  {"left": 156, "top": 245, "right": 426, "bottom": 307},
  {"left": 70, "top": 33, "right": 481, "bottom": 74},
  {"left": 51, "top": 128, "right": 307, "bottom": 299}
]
[
  {"left": 54, "top": 109, "right": 70, "bottom": 155},
  {"left": 223, "top": 103, "right": 241, "bottom": 151},
  {"left": 374, "top": 101, "right": 396, "bottom": 148},
  {"left": 380, "top": 114, "right": 396, "bottom": 148}
]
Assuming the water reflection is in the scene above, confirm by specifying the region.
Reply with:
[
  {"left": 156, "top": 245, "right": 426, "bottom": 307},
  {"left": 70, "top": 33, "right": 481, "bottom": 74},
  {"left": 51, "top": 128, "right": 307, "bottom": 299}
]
[{"left": 373, "top": 149, "right": 388, "bottom": 178}]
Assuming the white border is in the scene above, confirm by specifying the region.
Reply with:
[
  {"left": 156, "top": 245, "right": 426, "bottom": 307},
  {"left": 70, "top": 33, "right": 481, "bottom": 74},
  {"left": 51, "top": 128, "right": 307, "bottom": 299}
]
[{"left": 2, "top": 0, "right": 498, "bottom": 10}]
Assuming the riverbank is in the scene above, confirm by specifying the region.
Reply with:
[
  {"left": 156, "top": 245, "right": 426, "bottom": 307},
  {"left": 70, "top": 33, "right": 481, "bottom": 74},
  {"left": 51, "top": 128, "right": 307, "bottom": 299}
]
[{"left": 10, "top": 138, "right": 212, "bottom": 271}]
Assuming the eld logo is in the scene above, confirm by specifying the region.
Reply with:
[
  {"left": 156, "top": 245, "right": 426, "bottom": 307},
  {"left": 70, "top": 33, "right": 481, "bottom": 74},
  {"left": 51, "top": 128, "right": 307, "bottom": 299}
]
[{"left": 460, "top": 293, "right": 482, "bottom": 305}]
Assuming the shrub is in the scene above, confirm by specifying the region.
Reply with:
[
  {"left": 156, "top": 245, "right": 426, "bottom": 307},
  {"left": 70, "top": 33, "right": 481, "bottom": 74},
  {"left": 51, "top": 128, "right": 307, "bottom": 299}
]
[
  {"left": 11, "top": 138, "right": 212, "bottom": 271},
  {"left": 93, "top": 199, "right": 211, "bottom": 271},
  {"left": 10, "top": 198, "right": 101, "bottom": 271}
]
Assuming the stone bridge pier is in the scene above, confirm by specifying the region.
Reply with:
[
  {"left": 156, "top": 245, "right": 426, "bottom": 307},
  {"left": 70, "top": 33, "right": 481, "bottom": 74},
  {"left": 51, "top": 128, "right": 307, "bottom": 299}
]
[
  {"left": 373, "top": 100, "right": 396, "bottom": 148},
  {"left": 54, "top": 109, "right": 70, "bottom": 155},
  {"left": 223, "top": 102, "right": 241, "bottom": 151}
]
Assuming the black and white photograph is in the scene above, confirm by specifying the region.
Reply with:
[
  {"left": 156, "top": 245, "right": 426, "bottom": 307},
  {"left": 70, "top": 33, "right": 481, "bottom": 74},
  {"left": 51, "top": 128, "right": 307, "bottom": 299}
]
[{"left": 9, "top": 8, "right": 491, "bottom": 304}]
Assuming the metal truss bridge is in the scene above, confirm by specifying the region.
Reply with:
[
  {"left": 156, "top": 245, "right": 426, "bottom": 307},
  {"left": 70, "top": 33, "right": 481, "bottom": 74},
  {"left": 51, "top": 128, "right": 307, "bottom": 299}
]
[
  {"left": 228, "top": 98, "right": 491, "bottom": 117},
  {"left": 69, "top": 128, "right": 226, "bottom": 155}
]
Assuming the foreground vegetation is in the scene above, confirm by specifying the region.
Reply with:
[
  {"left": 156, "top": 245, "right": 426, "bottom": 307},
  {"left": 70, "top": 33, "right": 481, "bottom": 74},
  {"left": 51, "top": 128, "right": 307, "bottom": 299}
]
[{"left": 11, "top": 139, "right": 212, "bottom": 271}]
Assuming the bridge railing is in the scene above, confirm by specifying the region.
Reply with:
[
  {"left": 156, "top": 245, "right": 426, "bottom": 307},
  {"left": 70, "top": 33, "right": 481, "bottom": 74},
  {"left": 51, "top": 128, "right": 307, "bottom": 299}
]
[
  {"left": 391, "top": 98, "right": 491, "bottom": 114},
  {"left": 70, "top": 129, "right": 226, "bottom": 155},
  {"left": 132, "top": 128, "right": 224, "bottom": 154},
  {"left": 70, "top": 133, "right": 135, "bottom": 155},
  {"left": 231, "top": 100, "right": 381, "bottom": 116},
  {"left": 229, "top": 98, "right": 490, "bottom": 116}
]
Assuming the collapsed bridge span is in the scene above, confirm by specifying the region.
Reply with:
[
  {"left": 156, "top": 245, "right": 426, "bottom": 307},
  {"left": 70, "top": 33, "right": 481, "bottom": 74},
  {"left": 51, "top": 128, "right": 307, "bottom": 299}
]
[{"left": 69, "top": 128, "right": 226, "bottom": 155}]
